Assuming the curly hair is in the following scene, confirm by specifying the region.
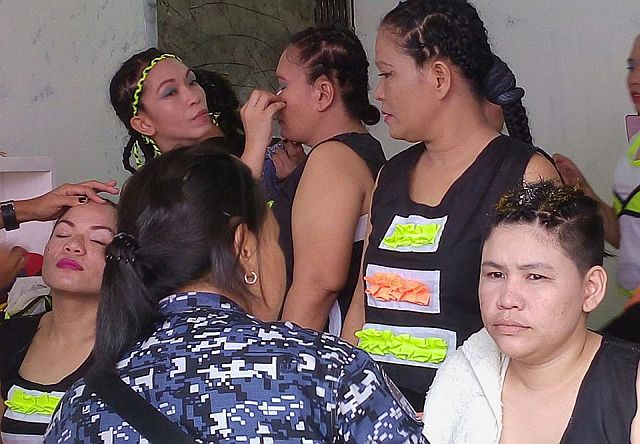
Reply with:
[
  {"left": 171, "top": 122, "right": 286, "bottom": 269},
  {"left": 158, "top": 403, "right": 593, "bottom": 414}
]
[
  {"left": 289, "top": 26, "right": 380, "bottom": 125},
  {"left": 380, "top": 0, "right": 493, "bottom": 98}
]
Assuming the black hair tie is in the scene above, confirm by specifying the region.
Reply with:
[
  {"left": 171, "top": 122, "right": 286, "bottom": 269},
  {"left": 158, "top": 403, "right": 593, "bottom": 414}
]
[
  {"left": 484, "top": 55, "right": 525, "bottom": 106},
  {"left": 106, "top": 232, "right": 138, "bottom": 264}
]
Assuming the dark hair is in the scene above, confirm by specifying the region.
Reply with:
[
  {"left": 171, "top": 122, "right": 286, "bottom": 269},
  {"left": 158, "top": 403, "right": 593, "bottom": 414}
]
[
  {"left": 289, "top": 26, "right": 380, "bottom": 125},
  {"left": 110, "top": 47, "right": 165, "bottom": 174},
  {"left": 490, "top": 180, "right": 605, "bottom": 274},
  {"left": 95, "top": 140, "right": 267, "bottom": 369},
  {"left": 483, "top": 55, "right": 532, "bottom": 144},
  {"left": 381, "top": 0, "right": 493, "bottom": 98},
  {"left": 193, "top": 68, "right": 245, "bottom": 154}
]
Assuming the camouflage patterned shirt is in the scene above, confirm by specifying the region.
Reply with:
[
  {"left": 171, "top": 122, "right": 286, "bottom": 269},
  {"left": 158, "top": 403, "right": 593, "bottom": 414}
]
[{"left": 44, "top": 292, "right": 426, "bottom": 443}]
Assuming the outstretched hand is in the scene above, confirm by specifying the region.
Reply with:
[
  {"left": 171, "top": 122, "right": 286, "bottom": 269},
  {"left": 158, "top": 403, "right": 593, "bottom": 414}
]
[
  {"left": 552, "top": 154, "right": 587, "bottom": 188},
  {"left": 241, "top": 90, "right": 286, "bottom": 152},
  {"left": 273, "top": 140, "right": 306, "bottom": 181},
  {"left": 17, "top": 180, "right": 119, "bottom": 223}
]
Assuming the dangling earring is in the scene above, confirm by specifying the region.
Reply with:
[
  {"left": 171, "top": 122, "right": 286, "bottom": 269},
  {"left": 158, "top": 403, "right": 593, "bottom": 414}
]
[
  {"left": 210, "top": 111, "right": 222, "bottom": 127},
  {"left": 244, "top": 271, "right": 258, "bottom": 285}
]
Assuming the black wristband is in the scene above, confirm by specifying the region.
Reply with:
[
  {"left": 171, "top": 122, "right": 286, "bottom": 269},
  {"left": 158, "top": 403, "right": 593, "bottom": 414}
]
[{"left": 0, "top": 201, "right": 19, "bottom": 231}]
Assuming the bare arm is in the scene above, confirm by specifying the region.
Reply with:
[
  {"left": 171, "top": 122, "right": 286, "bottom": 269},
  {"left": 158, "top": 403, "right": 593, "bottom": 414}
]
[
  {"left": 553, "top": 154, "right": 620, "bottom": 248},
  {"left": 341, "top": 173, "right": 380, "bottom": 345},
  {"left": 0, "top": 180, "right": 119, "bottom": 230},
  {"left": 280, "top": 142, "right": 372, "bottom": 331}
]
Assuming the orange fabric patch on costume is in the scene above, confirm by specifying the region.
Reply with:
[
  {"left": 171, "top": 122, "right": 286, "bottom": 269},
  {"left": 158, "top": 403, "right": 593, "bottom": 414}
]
[{"left": 365, "top": 272, "right": 431, "bottom": 306}]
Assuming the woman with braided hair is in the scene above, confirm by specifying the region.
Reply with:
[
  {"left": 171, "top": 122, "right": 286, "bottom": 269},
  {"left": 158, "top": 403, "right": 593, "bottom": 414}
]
[
  {"left": 240, "top": 26, "right": 386, "bottom": 335},
  {"left": 109, "top": 49, "right": 227, "bottom": 173},
  {"left": 341, "top": 0, "right": 559, "bottom": 410}
]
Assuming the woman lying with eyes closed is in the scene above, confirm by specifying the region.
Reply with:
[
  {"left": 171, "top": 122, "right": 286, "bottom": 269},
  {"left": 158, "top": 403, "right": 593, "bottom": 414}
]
[{"left": 0, "top": 197, "right": 117, "bottom": 444}]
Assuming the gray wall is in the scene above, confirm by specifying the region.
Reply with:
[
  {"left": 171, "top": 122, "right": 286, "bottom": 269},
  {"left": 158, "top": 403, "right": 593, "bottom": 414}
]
[{"left": 0, "top": 0, "right": 157, "bottom": 188}]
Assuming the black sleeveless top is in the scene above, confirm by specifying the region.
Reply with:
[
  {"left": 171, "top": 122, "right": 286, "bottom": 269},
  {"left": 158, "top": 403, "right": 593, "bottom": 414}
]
[
  {"left": 360, "top": 135, "right": 534, "bottom": 409},
  {"left": 0, "top": 315, "right": 94, "bottom": 440},
  {"left": 272, "top": 132, "right": 386, "bottom": 334},
  {"left": 560, "top": 336, "right": 640, "bottom": 443}
]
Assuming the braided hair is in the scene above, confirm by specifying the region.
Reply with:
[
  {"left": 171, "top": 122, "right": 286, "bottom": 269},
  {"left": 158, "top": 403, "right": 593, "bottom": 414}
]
[
  {"left": 289, "top": 26, "right": 380, "bottom": 125},
  {"left": 110, "top": 48, "right": 166, "bottom": 173},
  {"left": 381, "top": 0, "right": 494, "bottom": 98},
  {"left": 483, "top": 55, "right": 532, "bottom": 144}
]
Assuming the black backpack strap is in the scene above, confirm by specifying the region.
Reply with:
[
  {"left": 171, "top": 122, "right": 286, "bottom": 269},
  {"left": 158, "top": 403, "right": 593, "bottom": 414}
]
[{"left": 84, "top": 365, "right": 197, "bottom": 444}]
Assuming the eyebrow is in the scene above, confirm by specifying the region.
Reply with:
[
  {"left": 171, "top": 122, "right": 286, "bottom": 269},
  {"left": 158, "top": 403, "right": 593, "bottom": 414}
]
[
  {"left": 481, "top": 260, "right": 554, "bottom": 271},
  {"left": 55, "top": 220, "right": 116, "bottom": 235},
  {"left": 376, "top": 61, "right": 393, "bottom": 68}
]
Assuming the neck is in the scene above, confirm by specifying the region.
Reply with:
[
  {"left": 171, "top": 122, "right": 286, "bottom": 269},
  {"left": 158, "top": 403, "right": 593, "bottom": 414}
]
[
  {"left": 507, "top": 329, "right": 601, "bottom": 392},
  {"left": 306, "top": 111, "right": 366, "bottom": 148},
  {"left": 44, "top": 291, "right": 99, "bottom": 343},
  {"left": 156, "top": 125, "right": 225, "bottom": 153},
  {"left": 420, "top": 95, "right": 499, "bottom": 166}
]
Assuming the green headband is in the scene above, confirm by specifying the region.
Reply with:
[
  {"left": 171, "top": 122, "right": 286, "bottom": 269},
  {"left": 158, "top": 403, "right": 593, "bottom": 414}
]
[{"left": 131, "top": 53, "right": 180, "bottom": 116}]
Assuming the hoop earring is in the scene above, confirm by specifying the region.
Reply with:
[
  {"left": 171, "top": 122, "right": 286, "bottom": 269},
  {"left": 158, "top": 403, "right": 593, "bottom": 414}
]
[{"left": 244, "top": 271, "right": 258, "bottom": 285}]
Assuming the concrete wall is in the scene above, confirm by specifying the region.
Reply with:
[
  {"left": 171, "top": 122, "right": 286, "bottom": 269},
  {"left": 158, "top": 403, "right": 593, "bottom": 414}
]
[
  {"left": 0, "top": 0, "right": 157, "bottom": 189},
  {"left": 353, "top": 0, "right": 639, "bottom": 327}
]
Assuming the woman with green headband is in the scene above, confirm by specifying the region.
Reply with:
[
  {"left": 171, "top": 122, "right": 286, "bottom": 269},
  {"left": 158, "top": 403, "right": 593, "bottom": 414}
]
[{"left": 110, "top": 48, "right": 228, "bottom": 173}]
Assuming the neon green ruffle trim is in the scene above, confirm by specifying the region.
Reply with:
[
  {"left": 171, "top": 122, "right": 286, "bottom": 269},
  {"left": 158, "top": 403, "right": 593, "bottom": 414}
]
[
  {"left": 4, "top": 388, "right": 62, "bottom": 415},
  {"left": 355, "top": 328, "right": 448, "bottom": 363},
  {"left": 383, "top": 223, "right": 441, "bottom": 248}
]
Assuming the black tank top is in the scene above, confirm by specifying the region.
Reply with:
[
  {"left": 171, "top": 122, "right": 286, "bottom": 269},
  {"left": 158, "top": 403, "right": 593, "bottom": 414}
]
[
  {"left": 360, "top": 135, "right": 534, "bottom": 409},
  {"left": 272, "top": 132, "right": 386, "bottom": 334},
  {"left": 560, "top": 336, "right": 640, "bottom": 443},
  {"left": 0, "top": 315, "right": 94, "bottom": 439}
]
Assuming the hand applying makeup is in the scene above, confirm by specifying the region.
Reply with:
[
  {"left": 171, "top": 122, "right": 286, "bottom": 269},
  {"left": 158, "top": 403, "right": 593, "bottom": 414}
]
[{"left": 240, "top": 89, "right": 286, "bottom": 179}]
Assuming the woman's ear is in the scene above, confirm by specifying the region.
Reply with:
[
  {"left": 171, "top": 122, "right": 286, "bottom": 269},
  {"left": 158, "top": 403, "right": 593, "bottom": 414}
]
[
  {"left": 429, "top": 60, "right": 452, "bottom": 100},
  {"left": 130, "top": 113, "right": 156, "bottom": 137},
  {"left": 582, "top": 265, "right": 607, "bottom": 313},
  {"left": 234, "top": 223, "right": 259, "bottom": 273},
  {"left": 313, "top": 75, "right": 335, "bottom": 112}
]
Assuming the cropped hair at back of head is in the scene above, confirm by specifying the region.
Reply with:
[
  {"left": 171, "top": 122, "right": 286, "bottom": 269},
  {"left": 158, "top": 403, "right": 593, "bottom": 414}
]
[
  {"left": 381, "top": 0, "right": 494, "bottom": 97},
  {"left": 491, "top": 180, "right": 605, "bottom": 274},
  {"left": 95, "top": 140, "right": 267, "bottom": 369},
  {"left": 289, "top": 26, "right": 380, "bottom": 125}
]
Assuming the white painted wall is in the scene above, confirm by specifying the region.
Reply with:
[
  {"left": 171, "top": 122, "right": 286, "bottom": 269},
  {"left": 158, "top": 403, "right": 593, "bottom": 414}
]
[
  {"left": 354, "top": 0, "right": 640, "bottom": 327},
  {"left": 0, "top": 0, "right": 157, "bottom": 189}
]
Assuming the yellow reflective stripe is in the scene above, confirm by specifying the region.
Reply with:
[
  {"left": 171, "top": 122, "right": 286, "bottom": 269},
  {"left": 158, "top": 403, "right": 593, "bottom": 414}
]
[
  {"left": 628, "top": 135, "right": 640, "bottom": 167},
  {"left": 355, "top": 328, "right": 448, "bottom": 364},
  {"left": 614, "top": 195, "right": 623, "bottom": 216},
  {"left": 4, "top": 388, "right": 62, "bottom": 415}
]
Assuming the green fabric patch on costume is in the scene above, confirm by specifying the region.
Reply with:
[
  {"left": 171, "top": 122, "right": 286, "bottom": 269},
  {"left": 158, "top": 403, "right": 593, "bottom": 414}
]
[
  {"left": 383, "top": 223, "right": 441, "bottom": 248},
  {"left": 5, "top": 388, "right": 62, "bottom": 415},
  {"left": 355, "top": 328, "right": 448, "bottom": 363}
]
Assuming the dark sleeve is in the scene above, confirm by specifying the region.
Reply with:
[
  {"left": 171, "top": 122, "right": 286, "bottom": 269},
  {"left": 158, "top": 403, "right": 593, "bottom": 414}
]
[{"left": 335, "top": 351, "right": 428, "bottom": 443}]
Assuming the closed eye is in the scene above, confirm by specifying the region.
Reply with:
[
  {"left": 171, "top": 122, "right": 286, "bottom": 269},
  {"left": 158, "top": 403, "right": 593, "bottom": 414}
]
[{"left": 162, "top": 87, "right": 177, "bottom": 98}]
